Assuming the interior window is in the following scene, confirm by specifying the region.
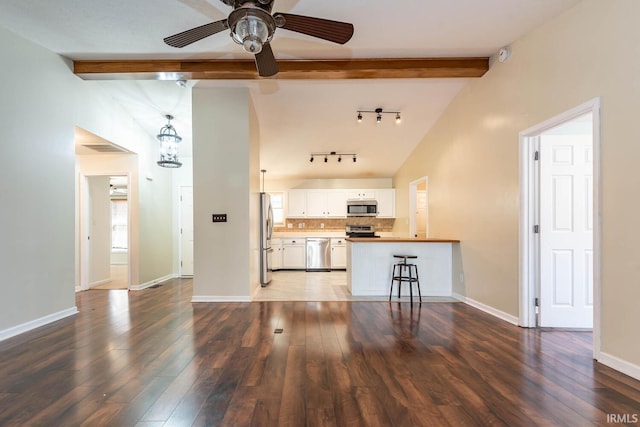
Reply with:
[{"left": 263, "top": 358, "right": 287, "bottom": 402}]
[
  {"left": 111, "top": 200, "right": 128, "bottom": 249},
  {"left": 269, "top": 192, "right": 284, "bottom": 226}
]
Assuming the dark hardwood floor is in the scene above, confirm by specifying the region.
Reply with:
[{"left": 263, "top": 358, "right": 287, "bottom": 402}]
[{"left": 0, "top": 278, "right": 639, "bottom": 426}]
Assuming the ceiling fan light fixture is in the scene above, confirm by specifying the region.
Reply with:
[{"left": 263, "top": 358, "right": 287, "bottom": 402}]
[{"left": 229, "top": 9, "right": 275, "bottom": 55}]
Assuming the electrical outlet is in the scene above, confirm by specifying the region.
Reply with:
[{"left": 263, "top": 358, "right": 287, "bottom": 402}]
[{"left": 212, "top": 214, "right": 227, "bottom": 223}]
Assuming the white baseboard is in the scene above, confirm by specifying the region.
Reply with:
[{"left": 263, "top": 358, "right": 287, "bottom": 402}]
[
  {"left": 89, "top": 278, "right": 111, "bottom": 288},
  {"left": 0, "top": 307, "right": 78, "bottom": 342},
  {"left": 130, "top": 274, "right": 177, "bottom": 291},
  {"left": 598, "top": 352, "right": 640, "bottom": 381},
  {"left": 452, "top": 293, "right": 519, "bottom": 325},
  {"left": 192, "top": 296, "right": 252, "bottom": 303}
]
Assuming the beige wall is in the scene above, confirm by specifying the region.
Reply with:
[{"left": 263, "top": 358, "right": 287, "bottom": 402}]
[
  {"left": 265, "top": 177, "right": 393, "bottom": 192},
  {"left": 393, "top": 0, "right": 640, "bottom": 367},
  {"left": 192, "top": 87, "right": 260, "bottom": 299}
]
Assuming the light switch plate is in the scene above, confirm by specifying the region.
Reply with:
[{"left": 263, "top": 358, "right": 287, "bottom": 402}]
[{"left": 212, "top": 214, "right": 227, "bottom": 223}]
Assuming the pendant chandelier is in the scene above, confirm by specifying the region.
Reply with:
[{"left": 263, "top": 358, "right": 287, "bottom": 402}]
[{"left": 157, "top": 114, "right": 182, "bottom": 168}]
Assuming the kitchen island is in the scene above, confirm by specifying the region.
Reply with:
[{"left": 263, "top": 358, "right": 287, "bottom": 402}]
[{"left": 346, "top": 237, "right": 460, "bottom": 297}]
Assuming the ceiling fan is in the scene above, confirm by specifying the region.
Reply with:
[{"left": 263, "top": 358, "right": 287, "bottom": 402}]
[{"left": 163, "top": 0, "right": 354, "bottom": 77}]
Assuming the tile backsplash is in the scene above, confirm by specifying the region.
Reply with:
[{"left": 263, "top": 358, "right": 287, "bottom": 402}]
[{"left": 274, "top": 217, "right": 394, "bottom": 232}]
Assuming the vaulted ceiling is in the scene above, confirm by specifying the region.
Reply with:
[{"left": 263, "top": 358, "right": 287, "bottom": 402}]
[{"left": 0, "top": 0, "right": 580, "bottom": 179}]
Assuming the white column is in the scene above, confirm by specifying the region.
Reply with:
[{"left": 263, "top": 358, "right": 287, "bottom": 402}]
[{"left": 192, "top": 87, "right": 260, "bottom": 301}]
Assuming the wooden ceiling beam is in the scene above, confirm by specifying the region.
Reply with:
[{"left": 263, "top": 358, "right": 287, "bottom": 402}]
[{"left": 73, "top": 57, "right": 489, "bottom": 80}]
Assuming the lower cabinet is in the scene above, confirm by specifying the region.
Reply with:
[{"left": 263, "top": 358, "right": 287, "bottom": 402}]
[
  {"left": 282, "top": 238, "right": 306, "bottom": 269},
  {"left": 330, "top": 238, "right": 347, "bottom": 269},
  {"left": 271, "top": 239, "right": 282, "bottom": 271}
]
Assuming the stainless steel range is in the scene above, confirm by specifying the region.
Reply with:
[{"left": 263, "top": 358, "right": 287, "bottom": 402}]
[{"left": 346, "top": 224, "right": 379, "bottom": 238}]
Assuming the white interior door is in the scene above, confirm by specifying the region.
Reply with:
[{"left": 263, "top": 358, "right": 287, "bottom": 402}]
[
  {"left": 416, "top": 190, "right": 428, "bottom": 238},
  {"left": 409, "top": 177, "right": 428, "bottom": 238},
  {"left": 180, "top": 187, "right": 194, "bottom": 276},
  {"left": 539, "top": 131, "right": 593, "bottom": 328}
]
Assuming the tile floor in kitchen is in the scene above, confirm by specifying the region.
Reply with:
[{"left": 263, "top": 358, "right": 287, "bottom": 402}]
[{"left": 252, "top": 270, "right": 456, "bottom": 302}]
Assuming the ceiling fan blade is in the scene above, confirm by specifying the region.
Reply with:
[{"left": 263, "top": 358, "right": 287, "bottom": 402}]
[
  {"left": 164, "top": 19, "right": 228, "bottom": 48},
  {"left": 255, "top": 43, "right": 279, "bottom": 77},
  {"left": 274, "top": 13, "right": 354, "bottom": 44}
]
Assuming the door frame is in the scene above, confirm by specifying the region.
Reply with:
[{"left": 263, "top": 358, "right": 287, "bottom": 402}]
[
  {"left": 518, "top": 98, "right": 601, "bottom": 358},
  {"left": 409, "top": 176, "right": 429, "bottom": 238},
  {"left": 179, "top": 186, "right": 194, "bottom": 277},
  {"left": 79, "top": 172, "right": 133, "bottom": 291}
]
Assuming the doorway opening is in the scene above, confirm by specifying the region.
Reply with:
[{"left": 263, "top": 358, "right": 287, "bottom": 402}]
[
  {"left": 79, "top": 174, "right": 132, "bottom": 290},
  {"left": 409, "top": 177, "right": 429, "bottom": 238},
  {"left": 519, "top": 98, "right": 601, "bottom": 358}
]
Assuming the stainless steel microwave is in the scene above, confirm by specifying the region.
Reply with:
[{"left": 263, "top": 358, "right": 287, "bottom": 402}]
[{"left": 347, "top": 199, "right": 378, "bottom": 217}]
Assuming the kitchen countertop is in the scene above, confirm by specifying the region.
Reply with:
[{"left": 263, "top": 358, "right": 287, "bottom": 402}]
[{"left": 346, "top": 237, "right": 460, "bottom": 243}]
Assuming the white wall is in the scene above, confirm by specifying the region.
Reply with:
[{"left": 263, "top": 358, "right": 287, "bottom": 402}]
[
  {"left": 0, "top": 27, "right": 175, "bottom": 338},
  {"left": 393, "top": 0, "right": 640, "bottom": 370},
  {"left": 192, "top": 87, "right": 260, "bottom": 300},
  {"left": 87, "top": 176, "right": 111, "bottom": 286}
]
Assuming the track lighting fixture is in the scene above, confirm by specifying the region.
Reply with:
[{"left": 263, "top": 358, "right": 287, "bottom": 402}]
[
  {"left": 356, "top": 107, "right": 401, "bottom": 124},
  {"left": 309, "top": 151, "right": 357, "bottom": 163}
]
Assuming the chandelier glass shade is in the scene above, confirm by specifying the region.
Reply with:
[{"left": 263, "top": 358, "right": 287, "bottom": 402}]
[{"left": 157, "top": 115, "right": 182, "bottom": 168}]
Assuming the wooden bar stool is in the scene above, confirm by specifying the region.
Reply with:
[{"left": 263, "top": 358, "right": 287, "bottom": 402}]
[{"left": 390, "top": 255, "right": 422, "bottom": 303}]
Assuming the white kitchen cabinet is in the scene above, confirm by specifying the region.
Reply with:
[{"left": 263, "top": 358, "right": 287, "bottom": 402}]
[
  {"left": 287, "top": 190, "right": 307, "bottom": 218},
  {"left": 375, "top": 189, "right": 396, "bottom": 218},
  {"left": 282, "top": 238, "right": 306, "bottom": 269},
  {"left": 326, "top": 191, "right": 347, "bottom": 217},
  {"left": 330, "top": 238, "right": 347, "bottom": 269},
  {"left": 306, "top": 190, "right": 328, "bottom": 217},
  {"left": 271, "top": 239, "right": 282, "bottom": 271},
  {"left": 306, "top": 190, "right": 347, "bottom": 217},
  {"left": 346, "top": 190, "right": 376, "bottom": 200}
]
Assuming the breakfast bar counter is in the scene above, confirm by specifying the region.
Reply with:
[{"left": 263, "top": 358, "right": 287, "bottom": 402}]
[{"left": 346, "top": 237, "right": 460, "bottom": 297}]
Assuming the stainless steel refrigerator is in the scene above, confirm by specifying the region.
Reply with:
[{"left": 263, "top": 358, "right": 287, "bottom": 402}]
[{"left": 260, "top": 192, "right": 273, "bottom": 286}]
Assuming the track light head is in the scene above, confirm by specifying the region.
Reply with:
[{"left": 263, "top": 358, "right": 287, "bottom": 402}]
[
  {"left": 357, "top": 112, "right": 363, "bottom": 122},
  {"left": 310, "top": 155, "right": 314, "bottom": 162},
  {"left": 324, "top": 155, "right": 328, "bottom": 163},
  {"left": 376, "top": 114, "right": 382, "bottom": 123},
  {"left": 338, "top": 156, "right": 342, "bottom": 162},
  {"left": 353, "top": 155, "right": 356, "bottom": 163},
  {"left": 395, "top": 113, "right": 401, "bottom": 124}
]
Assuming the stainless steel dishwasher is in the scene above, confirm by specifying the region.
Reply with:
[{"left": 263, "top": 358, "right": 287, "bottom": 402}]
[{"left": 306, "top": 238, "right": 331, "bottom": 271}]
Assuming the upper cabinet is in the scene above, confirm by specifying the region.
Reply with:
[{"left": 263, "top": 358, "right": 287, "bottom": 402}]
[
  {"left": 375, "top": 189, "right": 396, "bottom": 218},
  {"left": 287, "top": 188, "right": 394, "bottom": 218},
  {"left": 305, "top": 190, "right": 346, "bottom": 218},
  {"left": 287, "top": 190, "right": 307, "bottom": 218},
  {"left": 346, "top": 190, "right": 376, "bottom": 200}
]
